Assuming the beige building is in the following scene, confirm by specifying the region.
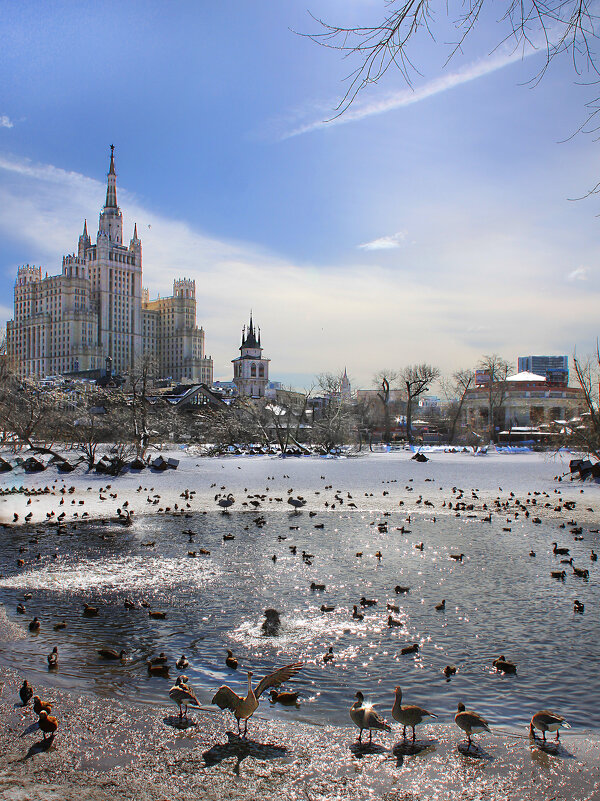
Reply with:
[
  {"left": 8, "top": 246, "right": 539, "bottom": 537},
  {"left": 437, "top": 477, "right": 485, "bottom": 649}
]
[
  {"left": 7, "top": 148, "right": 212, "bottom": 383},
  {"left": 232, "top": 315, "right": 269, "bottom": 397}
]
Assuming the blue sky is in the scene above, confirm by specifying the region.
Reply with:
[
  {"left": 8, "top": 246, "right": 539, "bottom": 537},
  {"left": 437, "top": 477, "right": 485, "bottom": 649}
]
[{"left": 1, "top": 0, "right": 599, "bottom": 388}]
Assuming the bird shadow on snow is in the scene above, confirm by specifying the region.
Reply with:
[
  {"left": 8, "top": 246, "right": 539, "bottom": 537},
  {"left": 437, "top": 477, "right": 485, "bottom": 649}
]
[
  {"left": 457, "top": 741, "right": 494, "bottom": 760},
  {"left": 163, "top": 715, "right": 198, "bottom": 730},
  {"left": 19, "top": 721, "right": 41, "bottom": 738},
  {"left": 13, "top": 736, "right": 55, "bottom": 762},
  {"left": 530, "top": 740, "right": 575, "bottom": 761},
  {"left": 350, "top": 741, "right": 388, "bottom": 758},
  {"left": 392, "top": 738, "right": 437, "bottom": 757},
  {"left": 202, "top": 731, "right": 288, "bottom": 775}
]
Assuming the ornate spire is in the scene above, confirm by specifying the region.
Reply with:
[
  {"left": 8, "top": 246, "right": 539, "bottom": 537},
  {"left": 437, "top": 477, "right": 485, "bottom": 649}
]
[
  {"left": 105, "top": 144, "right": 118, "bottom": 209},
  {"left": 83, "top": 219, "right": 88, "bottom": 238}
]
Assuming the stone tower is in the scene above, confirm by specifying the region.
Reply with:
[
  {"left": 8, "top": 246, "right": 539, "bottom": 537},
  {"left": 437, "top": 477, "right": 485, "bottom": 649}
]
[{"left": 232, "top": 314, "right": 269, "bottom": 398}]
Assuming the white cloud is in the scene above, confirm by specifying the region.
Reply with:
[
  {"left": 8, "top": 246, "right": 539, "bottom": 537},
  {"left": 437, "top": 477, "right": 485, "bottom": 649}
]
[
  {"left": 567, "top": 266, "right": 589, "bottom": 281},
  {"left": 0, "top": 153, "right": 598, "bottom": 388},
  {"left": 0, "top": 116, "right": 14, "bottom": 129},
  {"left": 358, "top": 231, "right": 406, "bottom": 250},
  {"left": 282, "top": 46, "right": 536, "bottom": 138}
]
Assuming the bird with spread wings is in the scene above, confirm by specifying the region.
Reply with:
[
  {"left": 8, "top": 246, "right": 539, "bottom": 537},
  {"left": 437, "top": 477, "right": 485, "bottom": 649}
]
[{"left": 212, "top": 662, "right": 303, "bottom": 736}]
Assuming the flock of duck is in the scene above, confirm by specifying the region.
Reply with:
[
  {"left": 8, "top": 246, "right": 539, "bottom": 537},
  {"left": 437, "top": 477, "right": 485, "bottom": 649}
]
[{"left": 2, "top": 463, "right": 595, "bottom": 759}]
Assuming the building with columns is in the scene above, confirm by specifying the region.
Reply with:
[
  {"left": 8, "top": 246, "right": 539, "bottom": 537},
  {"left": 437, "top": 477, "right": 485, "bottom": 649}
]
[
  {"left": 6, "top": 148, "right": 213, "bottom": 383},
  {"left": 232, "top": 315, "right": 269, "bottom": 397}
]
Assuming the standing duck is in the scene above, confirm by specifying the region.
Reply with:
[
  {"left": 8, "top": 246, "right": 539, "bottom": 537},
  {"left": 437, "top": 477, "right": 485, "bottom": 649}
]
[
  {"left": 392, "top": 686, "right": 437, "bottom": 741},
  {"left": 350, "top": 691, "right": 391, "bottom": 744},
  {"left": 19, "top": 680, "right": 33, "bottom": 706}
]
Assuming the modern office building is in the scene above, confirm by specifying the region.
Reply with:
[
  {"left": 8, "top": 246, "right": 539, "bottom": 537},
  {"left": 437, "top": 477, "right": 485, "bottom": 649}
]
[{"left": 517, "top": 355, "right": 569, "bottom": 386}]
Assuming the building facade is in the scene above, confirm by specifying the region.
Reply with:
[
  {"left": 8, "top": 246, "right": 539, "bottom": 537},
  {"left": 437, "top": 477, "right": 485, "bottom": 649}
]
[
  {"left": 517, "top": 355, "right": 569, "bottom": 386},
  {"left": 232, "top": 315, "right": 269, "bottom": 397},
  {"left": 6, "top": 148, "right": 212, "bottom": 383}
]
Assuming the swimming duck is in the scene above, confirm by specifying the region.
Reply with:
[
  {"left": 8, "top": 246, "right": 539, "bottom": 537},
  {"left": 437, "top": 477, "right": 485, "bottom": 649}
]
[
  {"left": 176, "top": 654, "right": 189, "bottom": 670},
  {"left": 148, "top": 610, "right": 166, "bottom": 619},
  {"left": 529, "top": 710, "right": 570, "bottom": 742},
  {"left": 400, "top": 643, "right": 419, "bottom": 655},
  {"left": 493, "top": 655, "right": 517, "bottom": 674},
  {"left": 269, "top": 689, "right": 300, "bottom": 705},
  {"left": 323, "top": 647, "right": 335, "bottom": 663},
  {"left": 443, "top": 665, "right": 457, "bottom": 678},
  {"left": 147, "top": 662, "right": 170, "bottom": 677},
  {"left": 435, "top": 600, "right": 445, "bottom": 611},
  {"left": 454, "top": 701, "right": 490, "bottom": 750},
  {"left": 450, "top": 553, "right": 464, "bottom": 562},
  {"left": 53, "top": 620, "right": 67, "bottom": 631},
  {"left": 98, "top": 648, "right": 127, "bottom": 660},
  {"left": 352, "top": 605, "right": 365, "bottom": 620},
  {"left": 574, "top": 599, "right": 585, "bottom": 613},
  {"left": 360, "top": 597, "right": 377, "bottom": 607},
  {"left": 350, "top": 691, "right": 391, "bottom": 744},
  {"left": 149, "top": 652, "right": 168, "bottom": 665},
  {"left": 391, "top": 686, "right": 437, "bottom": 741},
  {"left": 387, "top": 615, "right": 403, "bottom": 627},
  {"left": 47, "top": 646, "right": 58, "bottom": 669},
  {"left": 28, "top": 617, "right": 40, "bottom": 632},
  {"left": 225, "top": 649, "right": 238, "bottom": 670},
  {"left": 83, "top": 603, "right": 99, "bottom": 617},
  {"left": 212, "top": 662, "right": 303, "bottom": 736},
  {"left": 16, "top": 603, "right": 26, "bottom": 614}
]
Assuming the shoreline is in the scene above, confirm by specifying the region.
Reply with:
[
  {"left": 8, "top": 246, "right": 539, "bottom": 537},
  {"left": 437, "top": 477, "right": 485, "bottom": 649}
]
[{"left": 0, "top": 664, "right": 599, "bottom": 800}]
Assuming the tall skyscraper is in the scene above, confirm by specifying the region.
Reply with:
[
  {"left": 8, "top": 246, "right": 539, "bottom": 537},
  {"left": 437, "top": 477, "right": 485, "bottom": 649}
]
[{"left": 7, "top": 148, "right": 213, "bottom": 383}]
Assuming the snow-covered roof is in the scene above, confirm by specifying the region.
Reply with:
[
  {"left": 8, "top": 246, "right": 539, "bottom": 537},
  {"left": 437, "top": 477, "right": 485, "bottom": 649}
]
[{"left": 506, "top": 371, "right": 547, "bottom": 382}]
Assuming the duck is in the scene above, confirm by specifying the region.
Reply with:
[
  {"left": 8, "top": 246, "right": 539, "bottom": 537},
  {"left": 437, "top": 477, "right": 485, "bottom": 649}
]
[
  {"left": 19, "top": 680, "right": 33, "bottom": 706},
  {"left": 574, "top": 599, "right": 585, "bottom": 613},
  {"left": 147, "top": 662, "right": 170, "bottom": 677},
  {"left": 320, "top": 604, "right": 335, "bottom": 613},
  {"left": 529, "top": 710, "right": 570, "bottom": 742},
  {"left": 435, "top": 600, "right": 446, "bottom": 611},
  {"left": 391, "top": 686, "right": 437, "bottom": 741},
  {"left": 443, "top": 664, "right": 457, "bottom": 678},
  {"left": 261, "top": 608, "right": 281, "bottom": 636},
  {"left": 225, "top": 649, "right": 238, "bottom": 670},
  {"left": 394, "top": 585, "right": 410, "bottom": 594},
  {"left": 97, "top": 648, "right": 127, "bottom": 660},
  {"left": 212, "top": 662, "right": 303, "bottom": 736},
  {"left": 493, "top": 655, "right": 517, "bottom": 674},
  {"left": 360, "top": 596, "right": 377, "bottom": 607},
  {"left": 350, "top": 691, "right": 391, "bottom": 744},
  {"left": 400, "top": 643, "right": 419, "bottom": 655},
  {"left": 454, "top": 701, "right": 491, "bottom": 750},
  {"left": 352, "top": 605, "right": 365, "bottom": 620},
  {"left": 38, "top": 709, "right": 59, "bottom": 739},
  {"left": 124, "top": 598, "right": 136, "bottom": 610},
  {"left": 53, "top": 620, "right": 67, "bottom": 630},
  {"left": 591, "top": 550, "right": 598, "bottom": 562},
  {"left": 148, "top": 610, "right": 166, "bottom": 619},
  {"left": 323, "top": 646, "right": 335, "bottom": 663},
  {"left": 572, "top": 564, "right": 590, "bottom": 578},
  {"left": 149, "top": 652, "right": 168, "bottom": 665},
  {"left": 28, "top": 617, "right": 40, "bottom": 632},
  {"left": 176, "top": 654, "right": 189, "bottom": 670},
  {"left": 551, "top": 570, "right": 566, "bottom": 580},
  {"left": 169, "top": 675, "right": 201, "bottom": 718},
  {"left": 47, "top": 646, "right": 58, "bottom": 669},
  {"left": 269, "top": 689, "right": 300, "bottom": 705},
  {"left": 16, "top": 603, "right": 26, "bottom": 614},
  {"left": 83, "top": 603, "right": 99, "bottom": 617},
  {"left": 387, "top": 615, "right": 403, "bottom": 627},
  {"left": 450, "top": 553, "right": 464, "bottom": 562},
  {"left": 33, "top": 695, "right": 52, "bottom": 715}
]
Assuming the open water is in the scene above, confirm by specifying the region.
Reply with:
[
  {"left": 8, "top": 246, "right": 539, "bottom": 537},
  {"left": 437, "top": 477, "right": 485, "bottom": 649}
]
[{"left": 0, "top": 450, "right": 598, "bottom": 733}]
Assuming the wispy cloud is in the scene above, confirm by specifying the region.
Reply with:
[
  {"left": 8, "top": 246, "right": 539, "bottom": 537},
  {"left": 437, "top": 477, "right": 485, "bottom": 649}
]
[
  {"left": 283, "top": 47, "right": 535, "bottom": 138},
  {"left": 0, "top": 116, "right": 14, "bottom": 129},
  {"left": 358, "top": 231, "right": 406, "bottom": 251},
  {"left": 567, "top": 266, "right": 589, "bottom": 281}
]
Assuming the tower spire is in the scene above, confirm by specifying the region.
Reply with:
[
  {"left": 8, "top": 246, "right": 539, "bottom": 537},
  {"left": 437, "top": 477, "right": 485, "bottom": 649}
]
[
  {"left": 83, "top": 219, "right": 88, "bottom": 238},
  {"left": 105, "top": 144, "right": 118, "bottom": 208}
]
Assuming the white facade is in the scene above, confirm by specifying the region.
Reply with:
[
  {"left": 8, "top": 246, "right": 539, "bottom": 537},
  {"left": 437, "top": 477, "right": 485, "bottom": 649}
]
[
  {"left": 232, "top": 315, "right": 269, "bottom": 398},
  {"left": 7, "top": 148, "right": 213, "bottom": 383}
]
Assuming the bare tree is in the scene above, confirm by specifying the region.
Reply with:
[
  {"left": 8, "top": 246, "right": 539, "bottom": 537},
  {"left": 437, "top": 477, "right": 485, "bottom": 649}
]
[
  {"left": 311, "top": 372, "right": 354, "bottom": 450},
  {"left": 441, "top": 368, "right": 476, "bottom": 444},
  {"left": 401, "top": 363, "right": 440, "bottom": 444},
  {"left": 478, "top": 354, "right": 512, "bottom": 443},
  {"left": 571, "top": 350, "right": 600, "bottom": 457},
  {"left": 374, "top": 370, "right": 399, "bottom": 444},
  {"left": 303, "top": 1, "right": 598, "bottom": 122}
]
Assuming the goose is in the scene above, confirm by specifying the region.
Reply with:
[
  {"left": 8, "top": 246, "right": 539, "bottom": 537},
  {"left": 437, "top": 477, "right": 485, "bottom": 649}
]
[
  {"left": 217, "top": 493, "right": 235, "bottom": 513},
  {"left": 212, "top": 662, "right": 303, "bottom": 736},
  {"left": 350, "top": 691, "right": 391, "bottom": 743},
  {"left": 450, "top": 553, "right": 464, "bottom": 562},
  {"left": 98, "top": 648, "right": 127, "bottom": 660},
  {"left": 392, "top": 686, "right": 437, "bottom": 741},
  {"left": 225, "top": 649, "right": 238, "bottom": 670},
  {"left": 529, "top": 710, "right": 570, "bottom": 742},
  {"left": 269, "top": 689, "right": 300, "bottom": 705},
  {"left": 386, "top": 603, "right": 399, "bottom": 613},
  {"left": 176, "top": 654, "right": 189, "bottom": 670},
  {"left": 572, "top": 564, "right": 589, "bottom": 578},
  {"left": 387, "top": 615, "right": 403, "bottom": 627},
  {"left": 19, "top": 680, "right": 33, "bottom": 705},
  {"left": 552, "top": 542, "right": 570, "bottom": 556},
  {"left": 551, "top": 570, "right": 566, "bottom": 580},
  {"left": 47, "top": 646, "right": 58, "bottom": 669},
  {"left": 493, "top": 655, "right": 517, "bottom": 674},
  {"left": 169, "top": 675, "right": 201, "bottom": 718},
  {"left": 287, "top": 497, "right": 306, "bottom": 513},
  {"left": 400, "top": 643, "right": 419, "bottom": 655},
  {"left": 454, "top": 701, "right": 490, "bottom": 750},
  {"left": 352, "top": 605, "right": 364, "bottom": 620},
  {"left": 38, "top": 709, "right": 59, "bottom": 739},
  {"left": 591, "top": 550, "right": 598, "bottom": 562},
  {"left": 360, "top": 597, "right": 377, "bottom": 607}
]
